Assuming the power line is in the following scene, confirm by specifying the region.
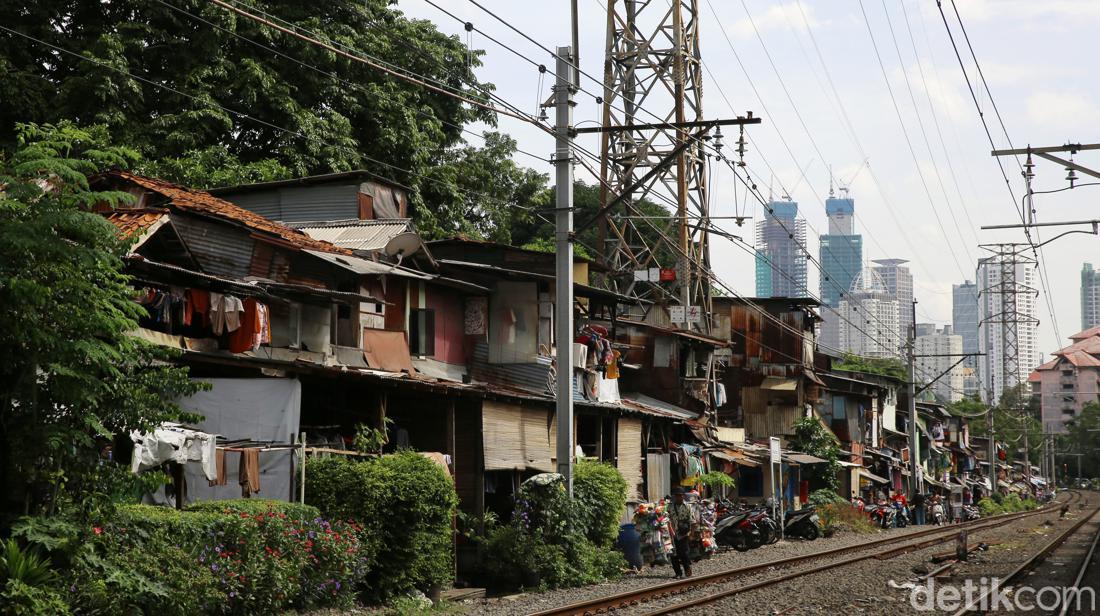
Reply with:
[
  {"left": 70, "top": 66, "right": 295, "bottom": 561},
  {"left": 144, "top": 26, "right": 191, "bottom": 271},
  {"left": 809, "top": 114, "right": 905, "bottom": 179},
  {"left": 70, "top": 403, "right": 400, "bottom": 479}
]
[{"left": 856, "top": 0, "right": 968, "bottom": 279}]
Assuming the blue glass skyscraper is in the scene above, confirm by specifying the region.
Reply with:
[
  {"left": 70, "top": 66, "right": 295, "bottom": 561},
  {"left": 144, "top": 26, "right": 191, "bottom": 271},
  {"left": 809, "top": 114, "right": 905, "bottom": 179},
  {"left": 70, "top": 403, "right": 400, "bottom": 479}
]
[
  {"left": 819, "top": 197, "right": 862, "bottom": 307},
  {"left": 754, "top": 200, "right": 807, "bottom": 297}
]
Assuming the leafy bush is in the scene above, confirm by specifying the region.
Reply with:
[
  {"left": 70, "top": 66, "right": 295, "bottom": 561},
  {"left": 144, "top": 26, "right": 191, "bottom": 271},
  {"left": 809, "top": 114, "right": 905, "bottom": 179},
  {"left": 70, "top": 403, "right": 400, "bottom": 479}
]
[
  {"left": 573, "top": 459, "right": 628, "bottom": 547},
  {"left": 0, "top": 579, "right": 71, "bottom": 616},
  {"left": 185, "top": 498, "right": 320, "bottom": 521},
  {"left": 476, "top": 473, "right": 624, "bottom": 590},
  {"left": 68, "top": 503, "right": 363, "bottom": 615},
  {"left": 305, "top": 452, "right": 458, "bottom": 603},
  {"left": 978, "top": 498, "right": 1003, "bottom": 517},
  {"left": 0, "top": 539, "right": 58, "bottom": 588},
  {"left": 699, "top": 471, "right": 736, "bottom": 490},
  {"left": 808, "top": 489, "right": 848, "bottom": 508}
]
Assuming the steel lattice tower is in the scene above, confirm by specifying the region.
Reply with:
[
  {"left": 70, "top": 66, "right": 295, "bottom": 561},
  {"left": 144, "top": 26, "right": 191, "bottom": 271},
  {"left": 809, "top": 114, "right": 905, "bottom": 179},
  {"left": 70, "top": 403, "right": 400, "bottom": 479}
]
[{"left": 596, "top": 0, "right": 711, "bottom": 326}]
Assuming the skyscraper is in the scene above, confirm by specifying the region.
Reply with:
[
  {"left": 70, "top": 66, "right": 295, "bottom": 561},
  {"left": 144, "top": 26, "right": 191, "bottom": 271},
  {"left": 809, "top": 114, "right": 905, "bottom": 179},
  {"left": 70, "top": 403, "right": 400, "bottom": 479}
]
[
  {"left": 838, "top": 268, "right": 901, "bottom": 358},
  {"left": 915, "top": 324, "right": 965, "bottom": 403},
  {"left": 819, "top": 196, "right": 862, "bottom": 352},
  {"left": 871, "top": 258, "right": 913, "bottom": 353},
  {"left": 755, "top": 200, "right": 807, "bottom": 297},
  {"left": 1081, "top": 263, "right": 1100, "bottom": 331},
  {"left": 977, "top": 255, "right": 1042, "bottom": 403},
  {"left": 953, "top": 280, "right": 980, "bottom": 398}
]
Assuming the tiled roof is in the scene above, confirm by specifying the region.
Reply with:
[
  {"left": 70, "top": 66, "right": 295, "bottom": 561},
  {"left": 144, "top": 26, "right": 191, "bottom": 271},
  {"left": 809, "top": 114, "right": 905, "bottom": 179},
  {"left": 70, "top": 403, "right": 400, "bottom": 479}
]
[
  {"left": 288, "top": 219, "right": 412, "bottom": 252},
  {"left": 1027, "top": 370, "right": 1042, "bottom": 382},
  {"left": 1071, "top": 325, "right": 1100, "bottom": 340},
  {"left": 1057, "top": 336, "right": 1100, "bottom": 356},
  {"left": 1065, "top": 350, "right": 1100, "bottom": 368},
  {"left": 105, "top": 171, "right": 349, "bottom": 255},
  {"left": 104, "top": 209, "right": 167, "bottom": 239},
  {"left": 1035, "top": 358, "right": 1060, "bottom": 371}
]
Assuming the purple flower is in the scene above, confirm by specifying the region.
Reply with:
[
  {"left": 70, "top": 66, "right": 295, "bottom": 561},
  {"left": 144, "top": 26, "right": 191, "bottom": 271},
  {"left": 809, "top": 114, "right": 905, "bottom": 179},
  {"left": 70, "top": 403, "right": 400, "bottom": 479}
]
[
  {"left": 211, "top": 564, "right": 219, "bottom": 572},
  {"left": 335, "top": 581, "right": 341, "bottom": 590},
  {"left": 229, "top": 592, "right": 236, "bottom": 598},
  {"left": 70, "top": 584, "right": 76, "bottom": 593}
]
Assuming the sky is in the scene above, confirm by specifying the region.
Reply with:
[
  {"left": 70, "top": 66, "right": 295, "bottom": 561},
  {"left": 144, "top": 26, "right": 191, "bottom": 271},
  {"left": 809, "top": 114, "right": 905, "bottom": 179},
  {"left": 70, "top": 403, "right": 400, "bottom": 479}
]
[{"left": 395, "top": 0, "right": 1100, "bottom": 363}]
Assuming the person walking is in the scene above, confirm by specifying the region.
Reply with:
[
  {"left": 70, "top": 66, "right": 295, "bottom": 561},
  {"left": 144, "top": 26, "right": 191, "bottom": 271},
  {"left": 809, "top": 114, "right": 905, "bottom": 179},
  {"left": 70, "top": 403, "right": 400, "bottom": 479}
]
[
  {"left": 911, "top": 491, "right": 926, "bottom": 525},
  {"left": 667, "top": 488, "right": 696, "bottom": 579}
]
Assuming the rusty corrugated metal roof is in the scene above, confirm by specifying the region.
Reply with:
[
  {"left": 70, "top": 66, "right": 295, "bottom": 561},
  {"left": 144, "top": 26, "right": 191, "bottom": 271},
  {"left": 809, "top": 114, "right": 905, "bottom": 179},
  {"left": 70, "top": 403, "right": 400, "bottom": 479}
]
[{"left": 103, "top": 171, "right": 350, "bottom": 255}]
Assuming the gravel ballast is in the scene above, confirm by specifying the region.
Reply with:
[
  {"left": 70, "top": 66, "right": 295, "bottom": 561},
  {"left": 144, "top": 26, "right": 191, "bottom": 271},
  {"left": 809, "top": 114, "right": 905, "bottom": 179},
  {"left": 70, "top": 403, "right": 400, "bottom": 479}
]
[{"left": 467, "top": 517, "right": 932, "bottom": 615}]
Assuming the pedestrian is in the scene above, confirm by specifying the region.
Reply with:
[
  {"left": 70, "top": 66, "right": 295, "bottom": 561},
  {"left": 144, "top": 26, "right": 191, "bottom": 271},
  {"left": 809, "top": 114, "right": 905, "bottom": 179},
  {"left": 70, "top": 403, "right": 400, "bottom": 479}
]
[
  {"left": 911, "top": 491, "right": 926, "bottom": 525},
  {"left": 667, "top": 487, "right": 695, "bottom": 579}
]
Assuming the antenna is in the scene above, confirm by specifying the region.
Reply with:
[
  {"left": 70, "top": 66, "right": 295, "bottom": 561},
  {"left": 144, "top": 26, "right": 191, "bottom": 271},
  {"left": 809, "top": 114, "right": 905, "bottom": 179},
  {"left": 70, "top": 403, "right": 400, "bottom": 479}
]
[{"left": 828, "top": 165, "right": 835, "bottom": 198}]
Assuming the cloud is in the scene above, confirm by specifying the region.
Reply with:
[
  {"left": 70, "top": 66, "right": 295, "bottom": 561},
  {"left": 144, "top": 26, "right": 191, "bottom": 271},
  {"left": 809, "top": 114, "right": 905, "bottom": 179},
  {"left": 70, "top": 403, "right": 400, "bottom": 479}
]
[
  {"left": 1026, "top": 91, "right": 1100, "bottom": 130},
  {"left": 728, "top": 1, "right": 824, "bottom": 39},
  {"left": 956, "top": 0, "right": 1100, "bottom": 23}
]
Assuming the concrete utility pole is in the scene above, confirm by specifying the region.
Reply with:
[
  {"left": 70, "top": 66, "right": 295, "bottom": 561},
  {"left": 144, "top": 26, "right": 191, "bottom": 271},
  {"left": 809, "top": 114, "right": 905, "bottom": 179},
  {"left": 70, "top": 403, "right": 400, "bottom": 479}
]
[
  {"left": 907, "top": 299, "right": 921, "bottom": 493},
  {"left": 553, "top": 46, "right": 576, "bottom": 495}
]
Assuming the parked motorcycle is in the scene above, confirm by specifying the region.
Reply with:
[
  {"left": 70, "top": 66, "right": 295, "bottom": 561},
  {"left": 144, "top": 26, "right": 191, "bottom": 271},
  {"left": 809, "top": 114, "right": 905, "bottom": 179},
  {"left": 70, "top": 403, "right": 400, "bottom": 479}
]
[
  {"left": 961, "top": 504, "right": 981, "bottom": 521},
  {"left": 892, "top": 502, "right": 908, "bottom": 528},
  {"left": 866, "top": 502, "right": 895, "bottom": 529},
  {"left": 783, "top": 506, "right": 822, "bottom": 540},
  {"left": 714, "top": 508, "right": 762, "bottom": 552}
]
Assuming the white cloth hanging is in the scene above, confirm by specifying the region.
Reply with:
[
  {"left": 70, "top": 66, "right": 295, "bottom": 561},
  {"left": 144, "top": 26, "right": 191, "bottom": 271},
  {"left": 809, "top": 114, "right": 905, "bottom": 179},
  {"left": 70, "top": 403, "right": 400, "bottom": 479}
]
[{"left": 131, "top": 423, "right": 218, "bottom": 482}]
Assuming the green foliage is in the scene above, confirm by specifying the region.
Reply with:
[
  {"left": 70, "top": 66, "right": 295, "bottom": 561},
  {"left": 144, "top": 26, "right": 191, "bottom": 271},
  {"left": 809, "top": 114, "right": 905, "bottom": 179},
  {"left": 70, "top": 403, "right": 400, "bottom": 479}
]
[
  {"left": 0, "top": 540, "right": 57, "bottom": 588},
  {"left": 0, "top": 121, "right": 205, "bottom": 523},
  {"left": 139, "top": 146, "right": 291, "bottom": 189},
  {"left": 808, "top": 489, "right": 848, "bottom": 508},
  {"left": 0, "top": 2, "right": 550, "bottom": 243},
  {"left": 476, "top": 473, "right": 624, "bottom": 591},
  {"left": 572, "top": 459, "right": 628, "bottom": 547},
  {"left": 834, "top": 353, "right": 908, "bottom": 382},
  {"left": 510, "top": 181, "right": 674, "bottom": 266},
  {"left": 352, "top": 417, "right": 392, "bottom": 454},
  {"left": 1063, "top": 402, "right": 1100, "bottom": 479},
  {"left": 978, "top": 498, "right": 1003, "bottom": 517},
  {"left": 790, "top": 416, "right": 842, "bottom": 492},
  {"left": 699, "top": 471, "right": 736, "bottom": 490},
  {"left": 184, "top": 498, "right": 321, "bottom": 521},
  {"left": 0, "top": 579, "right": 71, "bottom": 616},
  {"left": 817, "top": 503, "right": 876, "bottom": 536},
  {"left": 305, "top": 452, "right": 458, "bottom": 603},
  {"left": 69, "top": 503, "right": 363, "bottom": 615}
]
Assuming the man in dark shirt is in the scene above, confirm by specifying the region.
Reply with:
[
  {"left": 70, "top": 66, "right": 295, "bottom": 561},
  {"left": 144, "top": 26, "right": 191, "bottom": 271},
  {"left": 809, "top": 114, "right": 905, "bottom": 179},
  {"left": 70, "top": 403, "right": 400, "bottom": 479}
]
[
  {"left": 667, "top": 488, "right": 696, "bottom": 578},
  {"left": 911, "top": 491, "right": 926, "bottom": 525}
]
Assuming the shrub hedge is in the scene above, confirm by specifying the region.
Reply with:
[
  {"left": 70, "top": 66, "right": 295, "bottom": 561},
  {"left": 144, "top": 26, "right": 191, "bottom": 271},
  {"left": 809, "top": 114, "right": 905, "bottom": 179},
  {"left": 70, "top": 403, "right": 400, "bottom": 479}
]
[
  {"left": 68, "top": 502, "right": 364, "bottom": 614},
  {"left": 304, "top": 452, "right": 458, "bottom": 603},
  {"left": 477, "top": 465, "right": 626, "bottom": 590},
  {"left": 572, "top": 459, "right": 628, "bottom": 547}
]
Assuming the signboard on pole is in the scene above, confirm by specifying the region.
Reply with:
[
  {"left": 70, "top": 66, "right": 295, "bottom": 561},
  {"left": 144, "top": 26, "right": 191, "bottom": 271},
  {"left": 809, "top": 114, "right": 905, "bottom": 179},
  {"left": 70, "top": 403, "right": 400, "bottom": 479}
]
[
  {"left": 769, "top": 437, "right": 781, "bottom": 464},
  {"left": 669, "top": 306, "right": 685, "bottom": 324}
]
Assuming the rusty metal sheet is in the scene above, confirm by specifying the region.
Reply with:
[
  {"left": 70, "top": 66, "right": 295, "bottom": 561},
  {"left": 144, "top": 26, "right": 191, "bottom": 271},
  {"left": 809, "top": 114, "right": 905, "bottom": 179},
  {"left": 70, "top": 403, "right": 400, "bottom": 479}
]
[{"left": 361, "top": 329, "right": 414, "bottom": 373}]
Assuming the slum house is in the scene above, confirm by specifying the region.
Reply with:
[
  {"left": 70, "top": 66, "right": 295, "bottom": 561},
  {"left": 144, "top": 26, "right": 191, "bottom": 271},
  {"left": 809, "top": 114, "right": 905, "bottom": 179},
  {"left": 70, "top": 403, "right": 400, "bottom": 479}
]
[
  {"left": 425, "top": 238, "right": 700, "bottom": 509},
  {"left": 211, "top": 175, "right": 698, "bottom": 517},
  {"left": 705, "top": 296, "right": 827, "bottom": 506},
  {"left": 817, "top": 358, "right": 898, "bottom": 500}
]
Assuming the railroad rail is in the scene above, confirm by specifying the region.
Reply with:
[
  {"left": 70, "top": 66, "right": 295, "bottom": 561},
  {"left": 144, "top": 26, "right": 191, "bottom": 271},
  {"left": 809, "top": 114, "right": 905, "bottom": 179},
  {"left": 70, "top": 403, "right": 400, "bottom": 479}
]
[
  {"left": 950, "top": 494, "right": 1099, "bottom": 615},
  {"left": 1059, "top": 507, "right": 1100, "bottom": 616},
  {"left": 528, "top": 491, "right": 1082, "bottom": 616}
]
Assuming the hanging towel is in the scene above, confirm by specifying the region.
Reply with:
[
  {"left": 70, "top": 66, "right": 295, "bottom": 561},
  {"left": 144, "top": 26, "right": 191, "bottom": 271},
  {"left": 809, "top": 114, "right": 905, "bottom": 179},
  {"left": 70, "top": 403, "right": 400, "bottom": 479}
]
[
  {"left": 208, "top": 449, "right": 228, "bottom": 487},
  {"left": 238, "top": 449, "right": 261, "bottom": 497}
]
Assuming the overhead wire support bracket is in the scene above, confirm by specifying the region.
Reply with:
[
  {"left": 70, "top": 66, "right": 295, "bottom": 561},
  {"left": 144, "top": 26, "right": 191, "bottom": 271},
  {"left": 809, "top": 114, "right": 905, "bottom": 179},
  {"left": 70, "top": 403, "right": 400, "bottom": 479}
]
[{"left": 574, "top": 116, "right": 760, "bottom": 134}]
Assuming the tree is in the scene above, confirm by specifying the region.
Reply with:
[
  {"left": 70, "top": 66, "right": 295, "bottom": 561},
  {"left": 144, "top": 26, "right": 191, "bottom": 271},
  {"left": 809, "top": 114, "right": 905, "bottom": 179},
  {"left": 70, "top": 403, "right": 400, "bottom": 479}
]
[
  {"left": 834, "top": 353, "right": 908, "bottom": 382},
  {"left": 790, "top": 416, "right": 841, "bottom": 493},
  {"left": 509, "top": 181, "right": 674, "bottom": 264},
  {"left": 1062, "top": 402, "right": 1100, "bottom": 479},
  {"left": 0, "top": 122, "right": 204, "bottom": 524},
  {"left": 961, "top": 386, "right": 1044, "bottom": 468},
  {"left": 0, "top": 1, "right": 544, "bottom": 241}
]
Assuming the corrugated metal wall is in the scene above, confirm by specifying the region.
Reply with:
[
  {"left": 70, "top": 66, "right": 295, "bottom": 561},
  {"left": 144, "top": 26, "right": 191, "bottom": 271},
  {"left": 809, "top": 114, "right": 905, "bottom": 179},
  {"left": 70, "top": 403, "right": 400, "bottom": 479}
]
[
  {"left": 172, "top": 216, "right": 253, "bottom": 279},
  {"left": 468, "top": 342, "right": 553, "bottom": 394},
  {"left": 220, "top": 184, "right": 359, "bottom": 223}
]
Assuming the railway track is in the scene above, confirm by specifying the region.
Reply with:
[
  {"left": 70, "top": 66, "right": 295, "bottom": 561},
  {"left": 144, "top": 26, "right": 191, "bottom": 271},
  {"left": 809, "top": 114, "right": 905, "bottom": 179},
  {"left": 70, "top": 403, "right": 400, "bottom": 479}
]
[
  {"left": 949, "top": 492, "right": 1099, "bottom": 615},
  {"left": 528, "top": 490, "right": 1083, "bottom": 616}
]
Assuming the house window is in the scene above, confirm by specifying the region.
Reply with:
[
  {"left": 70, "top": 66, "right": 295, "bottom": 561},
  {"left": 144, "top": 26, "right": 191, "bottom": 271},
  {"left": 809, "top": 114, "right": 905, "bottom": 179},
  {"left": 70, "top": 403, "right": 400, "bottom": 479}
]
[
  {"left": 409, "top": 309, "right": 435, "bottom": 356},
  {"left": 1062, "top": 383, "right": 1074, "bottom": 390},
  {"left": 738, "top": 466, "right": 764, "bottom": 497}
]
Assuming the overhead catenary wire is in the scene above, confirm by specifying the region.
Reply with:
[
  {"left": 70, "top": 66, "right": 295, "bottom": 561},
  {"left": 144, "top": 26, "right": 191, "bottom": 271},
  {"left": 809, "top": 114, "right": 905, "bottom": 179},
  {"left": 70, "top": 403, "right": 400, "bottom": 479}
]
[
  {"left": 7, "top": 13, "right": 940, "bottom": 382},
  {"left": 856, "top": 0, "right": 968, "bottom": 279}
]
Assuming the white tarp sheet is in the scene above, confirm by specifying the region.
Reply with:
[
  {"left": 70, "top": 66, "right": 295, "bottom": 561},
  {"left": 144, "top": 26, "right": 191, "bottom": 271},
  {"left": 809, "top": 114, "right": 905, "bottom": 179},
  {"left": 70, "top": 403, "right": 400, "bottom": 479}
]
[
  {"left": 131, "top": 423, "right": 217, "bottom": 481},
  {"left": 179, "top": 378, "right": 301, "bottom": 505}
]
